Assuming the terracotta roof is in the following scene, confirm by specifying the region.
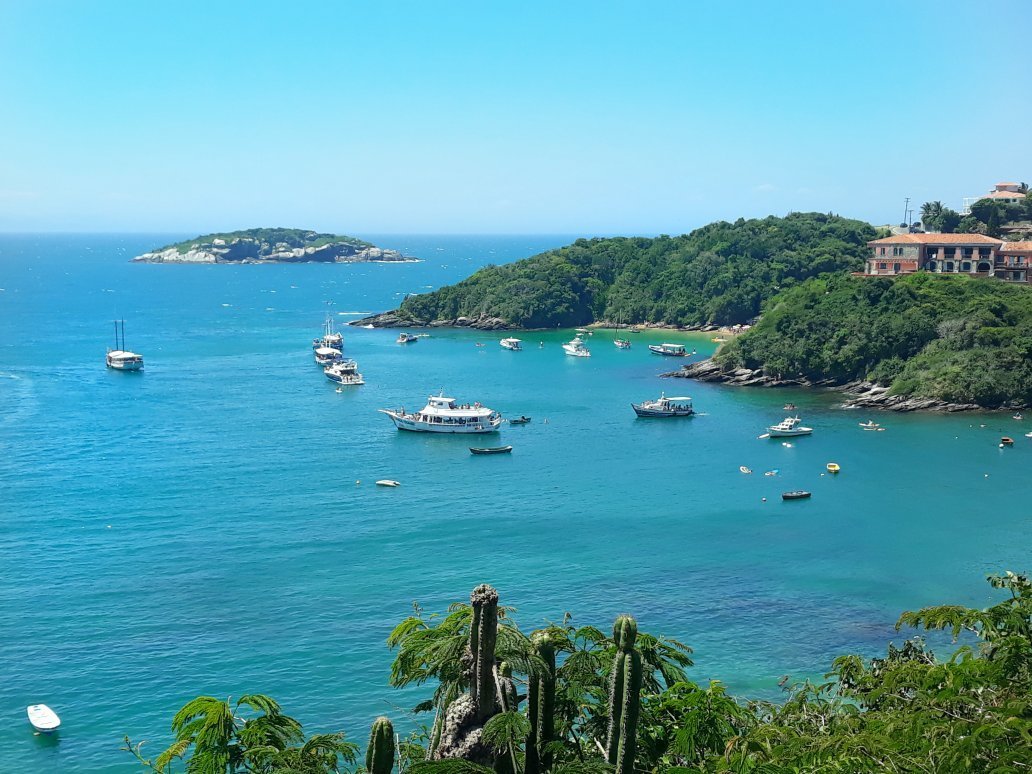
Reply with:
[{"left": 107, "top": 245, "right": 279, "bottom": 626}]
[
  {"left": 1000, "top": 241, "right": 1032, "bottom": 252},
  {"left": 868, "top": 233, "right": 1003, "bottom": 246},
  {"left": 996, "top": 182, "right": 1020, "bottom": 186},
  {"left": 986, "top": 190, "right": 1025, "bottom": 199}
]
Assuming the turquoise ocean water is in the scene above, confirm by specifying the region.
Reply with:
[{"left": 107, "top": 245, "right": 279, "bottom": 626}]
[{"left": 1, "top": 234, "right": 1029, "bottom": 772}]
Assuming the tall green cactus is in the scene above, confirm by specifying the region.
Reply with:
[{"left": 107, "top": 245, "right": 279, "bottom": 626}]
[
  {"left": 606, "top": 615, "right": 642, "bottom": 774},
  {"left": 366, "top": 716, "right": 395, "bottom": 774},
  {"left": 469, "top": 583, "right": 500, "bottom": 723},
  {"left": 525, "top": 631, "right": 556, "bottom": 774}
]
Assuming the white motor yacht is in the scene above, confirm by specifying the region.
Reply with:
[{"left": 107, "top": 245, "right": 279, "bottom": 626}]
[
  {"left": 562, "top": 336, "right": 591, "bottom": 357},
  {"left": 324, "top": 359, "right": 364, "bottom": 385},
  {"left": 500, "top": 337, "right": 522, "bottom": 351},
  {"left": 314, "top": 346, "right": 343, "bottom": 365},
  {"left": 379, "top": 393, "right": 502, "bottom": 433},
  {"left": 106, "top": 320, "right": 143, "bottom": 371},
  {"left": 766, "top": 416, "right": 813, "bottom": 437}
]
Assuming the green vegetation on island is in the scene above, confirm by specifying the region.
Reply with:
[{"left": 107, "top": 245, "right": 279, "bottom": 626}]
[
  {"left": 125, "top": 572, "right": 1032, "bottom": 773},
  {"left": 133, "top": 228, "right": 412, "bottom": 264},
  {"left": 717, "top": 272, "right": 1032, "bottom": 407},
  {"left": 397, "top": 213, "right": 876, "bottom": 328}
]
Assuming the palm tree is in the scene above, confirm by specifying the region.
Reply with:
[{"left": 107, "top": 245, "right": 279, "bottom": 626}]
[
  {"left": 122, "top": 694, "right": 357, "bottom": 773},
  {"left": 920, "top": 201, "right": 945, "bottom": 231}
]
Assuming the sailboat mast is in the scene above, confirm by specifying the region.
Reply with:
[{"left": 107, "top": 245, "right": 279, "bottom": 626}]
[{"left": 121, "top": 319, "right": 126, "bottom": 350}]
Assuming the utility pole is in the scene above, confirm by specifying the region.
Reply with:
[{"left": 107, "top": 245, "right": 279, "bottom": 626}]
[{"left": 902, "top": 197, "right": 910, "bottom": 227}]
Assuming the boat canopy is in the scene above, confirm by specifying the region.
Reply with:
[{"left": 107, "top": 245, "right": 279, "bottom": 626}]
[{"left": 665, "top": 397, "right": 692, "bottom": 402}]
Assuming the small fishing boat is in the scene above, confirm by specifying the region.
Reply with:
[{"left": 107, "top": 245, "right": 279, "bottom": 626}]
[
  {"left": 27, "top": 704, "right": 60, "bottom": 733},
  {"left": 783, "top": 403, "right": 797, "bottom": 411},
  {"left": 397, "top": 333, "right": 418, "bottom": 344},
  {"left": 508, "top": 416, "right": 531, "bottom": 425},
  {"left": 500, "top": 337, "right": 522, "bottom": 351},
  {"left": 562, "top": 336, "right": 591, "bottom": 357},
  {"left": 106, "top": 320, "right": 144, "bottom": 371},
  {"left": 470, "top": 445, "right": 513, "bottom": 455},
  {"left": 1000, "top": 437, "right": 1014, "bottom": 446},
  {"left": 375, "top": 479, "right": 400, "bottom": 487},
  {"left": 614, "top": 339, "right": 631, "bottom": 349},
  {"left": 859, "top": 420, "right": 880, "bottom": 430},
  {"left": 648, "top": 343, "right": 687, "bottom": 356},
  {"left": 826, "top": 462, "right": 841, "bottom": 474},
  {"left": 739, "top": 466, "right": 752, "bottom": 474},
  {"left": 1014, "top": 413, "right": 1023, "bottom": 420},
  {"left": 632, "top": 393, "right": 694, "bottom": 418},
  {"left": 575, "top": 327, "right": 590, "bottom": 335},
  {"left": 782, "top": 491, "right": 812, "bottom": 501}
]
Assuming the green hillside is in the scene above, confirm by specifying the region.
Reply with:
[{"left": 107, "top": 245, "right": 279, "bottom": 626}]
[{"left": 398, "top": 212, "right": 876, "bottom": 328}]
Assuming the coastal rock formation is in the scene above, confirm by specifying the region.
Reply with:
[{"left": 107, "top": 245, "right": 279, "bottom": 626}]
[
  {"left": 132, "top": 228, "right": 416, "bottom": 264},
  {"left": 664, "top": 359, "right": 989, "bottom": 412},
  {"left": 351, "top": 311, "right": 514, "bottom": 330}
]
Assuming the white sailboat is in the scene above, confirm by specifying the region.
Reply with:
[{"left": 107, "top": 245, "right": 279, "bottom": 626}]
[{"left": 106, "top": 320, "right": 144, "bottom": 371}]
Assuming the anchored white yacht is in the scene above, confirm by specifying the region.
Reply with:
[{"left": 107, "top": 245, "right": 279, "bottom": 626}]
[
  {"left": 324, "top": 359, "right": 364, "bottom": 385},
  {"left": 766, "top": 416, "right": 813, "bottom": 437},
  {"left": 380, "top": 393, "right": 502, "bottom": 433},
  {"left": 312, "top": 315, "right": 344, "bottom": 351},
  {"left": 562, "top": 336, "right": 591, "bottom": 357},
  {"left": 314, "top": 346, "right": 343, "bottom": 365},
  {"left": 500, "top": 337, "right": 522, "bottom": 351}
]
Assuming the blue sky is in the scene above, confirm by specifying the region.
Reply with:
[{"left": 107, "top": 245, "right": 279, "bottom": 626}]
[{"left": 1, "top": 1, "right": 1029, "bottom": 234}]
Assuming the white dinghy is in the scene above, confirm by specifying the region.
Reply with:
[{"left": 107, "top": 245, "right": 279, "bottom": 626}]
[{"left": 27, "top": 704, "right": 61, "bottom": 733}]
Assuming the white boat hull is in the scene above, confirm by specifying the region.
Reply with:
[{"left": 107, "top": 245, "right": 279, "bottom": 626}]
[
  {"left": 382, "top": 410, "right": 501, "bottom": 433},
  {"left": 106, "top": 356, "right": 143, "bottom": 371},
  {"left": 767, "top": 428, "right": 813, "bottom": 437},
  {"left": 562, "top": 346, "right": 590, "bottom": 357},
  {"left": 27, "top": 704, "right": 60, "bottom": 733}
]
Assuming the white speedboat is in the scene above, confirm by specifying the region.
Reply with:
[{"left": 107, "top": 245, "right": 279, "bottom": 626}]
[
  {"left": 614, "top": 339, "right": 631, "bottom": 349},
  {"left": 648, "top": 343, "right": 687, "bottom": 357},
  {"left": 500, "top": 337, "right": 522, "bottom": 351},
  {"left": 562, "top": 336, "right": 591, "bottom": 357},
  {"left": 312, "top": 315, "right": 344, "bottom": 351},
  {"left": 324, "top": 359, "right": 364, "bottom": 385},
  {"left": 766, "top": 416, "right": 813, "bottom": 437},
  {"left": 379, "top": 393, "right": 502, "bottom": 433},
  {"left": 314, "top": 346, "right": 343, "bottom": 365},
  {"left": 397, "top": 333, "right": 418, "bottom": 344},
  {"left": 632, "top": 393, "right": 694, "bottom": 418},
  {"left": 106, "top": 320, "right": 143, "bottom": 371},
  {"left": 27, "top": 704, "right": 60, "bottom": 733}
]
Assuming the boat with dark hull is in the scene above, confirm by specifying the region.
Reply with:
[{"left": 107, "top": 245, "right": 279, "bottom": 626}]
[{"left": 632, "top": 393, "right": 694, "bottom": 418}]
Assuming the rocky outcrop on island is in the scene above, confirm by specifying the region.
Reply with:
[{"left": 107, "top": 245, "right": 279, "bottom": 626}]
[
  {"left": 132, "top": 228, "right": 416, "bottom": 264},
  {"left": 350, "top": 311, "right": 513, "bottom": 330},
  {"left": 664, "top": 359, "right": 989, "bottom": 412}
]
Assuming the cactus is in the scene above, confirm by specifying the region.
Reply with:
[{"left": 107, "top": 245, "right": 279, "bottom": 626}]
[
  {"left": 469, "top": 583, "right": 501, "bottom": 723},
  {"left": 525, "top": 631, "right": 556, "bottom": 774},
  {"left": 605, "top": 615, "right": 642, "bottom": 774},
  {"left": 435, "top": 584, "right": 501, "bottom": 763},
  {"left": 366, "top": 716, "right": 395, "bottom": 774}
]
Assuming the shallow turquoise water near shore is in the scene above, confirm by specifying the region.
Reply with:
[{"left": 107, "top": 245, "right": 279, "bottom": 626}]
[{"left": 1, "top": 234, "right": 1029, "bottom": 771}]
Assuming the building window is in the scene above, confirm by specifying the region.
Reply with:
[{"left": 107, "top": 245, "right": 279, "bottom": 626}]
[
  {"left": 977, "top": 261, "right": 991, "bottom": 272},
  {"left": 979, "top": 248, "right": 990, "bottom": 258},
  {"left": 928, "top": 261, "right": 937, "bottom": 271},
  {"left": 893, "top": 263, "right": 901, "bottom": 273},
  {"left": 962, "top": 248, "right": 973, "bottom": 258},
  {"left": 945, "top": 262, "right": 955, "bottom": 272},
  {"left": 961, "top": 261, "right": 971, "bottom": 272},
  {"left": 878, "top": 262, "right": 887, "bottom": 270}
]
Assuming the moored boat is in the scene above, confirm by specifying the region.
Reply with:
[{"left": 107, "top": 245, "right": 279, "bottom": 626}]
[
  {"left": 508, "top": 416, "right": 531, "bottom": 425},
  {"left": 648, "top": 342, "right": 687, "bottom": 356},
  {"left": 397, "top": 333, "right": 418, "bottom": 344},
  {"left": 614, "top": 338, "right": 631, "bottom": 349},
  {"left": 27, "top": 704, "right": 60, "bottom": 733},
  {"left": 314, "top": 346, "right": 343, "bottom": 365},
  {"left": 783, "top": 403, "right": 797, "bottom": 411},
  {"left": 470, "top": 445, "right": 513, "bottom": 455},
  {"left": 827, "top": 462, "right": 841, "bottom": 474},
  {"left": 766, "top": 416, "right": 812, "bottom": 438},
  {"left": 106, "top": 320, "right": 144, "bottom": 371},
  {"left": 500, "top": 337, "right": 522, "bottom": 351},
  {"left": 562, "top": 336, "right": 591, "bottom": 357},
  {"left": 312, "top": 315, "right": 344, "bottom": 352},
  {"left": 324, "top": 359, "right": 364, "bottom": 385},
  {"left": 380, "top": 393, "right": 502, "bottom": 433},
  {"left": 375, "top": 479, "right": 400, "bottom": 487},
  {"left": 782, "top": 490, "right": 812, "bottom": 500},
  {"left": 859, "top": 420, "right": 880, "bottom": 429},
  {"left": 1001, "top": 437, "right": 1015, "bottom": 446},
  {"left": 632, "top": 393, "right": 694, "bottom": 418}
]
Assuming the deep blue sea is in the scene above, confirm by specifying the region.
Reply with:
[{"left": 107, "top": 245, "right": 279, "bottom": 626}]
[{"left": 1, "top": 234, "right": 1029, "bottom": 772}]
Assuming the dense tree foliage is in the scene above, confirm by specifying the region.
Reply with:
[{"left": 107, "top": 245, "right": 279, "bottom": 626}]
[
  {"left": 718, "top": 273, "right": 1032, "bottom": 406},
  {"left": 398, "top": 213, "right": 875, "bottom": 328},
  {"left": 128, "top": 573, "right": 1032, "bottom": 772}
]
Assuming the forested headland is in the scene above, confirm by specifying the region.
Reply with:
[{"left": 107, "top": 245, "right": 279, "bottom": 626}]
[
  {"left": 709, "top": 272, "right": 1032, "bottom": 408},
  {"left": 390, "top": 213, "right": 876, "bottom": 328}
]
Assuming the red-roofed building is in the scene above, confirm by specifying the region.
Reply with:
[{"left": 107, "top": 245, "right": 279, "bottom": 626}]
[
  {"left": 864, "top": 234, "right": 1031, "bottom": 284},
  {"left": 963, "top": 181, "right": 1028, "bottom": 212}
]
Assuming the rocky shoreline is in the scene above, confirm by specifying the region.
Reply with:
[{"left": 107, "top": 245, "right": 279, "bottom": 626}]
[
  {"left": 663, "top": 358, "right": 993, "bottom": 412},
  {"left": 133, "top": 240, "right": 416, "bottom": 265},
  {"left": 351, "top": 311, "right": 731, "bottom": 332}
]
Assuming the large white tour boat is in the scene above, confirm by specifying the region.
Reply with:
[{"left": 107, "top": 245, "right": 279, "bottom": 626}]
[
  {"left": 379, "top": 393, "right": 502, "bottom": 433},
  {"left": 314, "top": 346, "right": 343, "bottom": 365},
  {"left": 648, "top": 342, "right": 687, "bottom": 356},
  {"left": 106, "top": 320, "right": 144, "bottom": 371},
  {"left": 562, "top": 336, "right": 591, "bottom": 357}
]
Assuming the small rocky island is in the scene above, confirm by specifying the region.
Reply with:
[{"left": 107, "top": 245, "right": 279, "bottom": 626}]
[{"left": 132, "top": 228, "right": 416, "bottom": 264}]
